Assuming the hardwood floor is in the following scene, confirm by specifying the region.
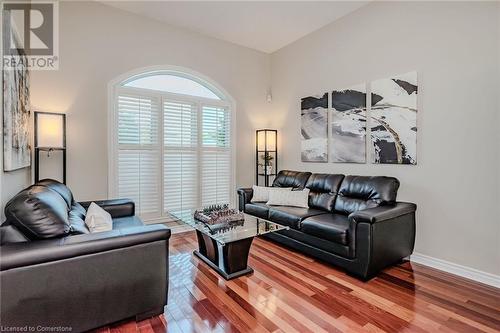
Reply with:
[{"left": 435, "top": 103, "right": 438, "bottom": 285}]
[{"left": 94, "top": 231, "right": 500, "bottom": 333}]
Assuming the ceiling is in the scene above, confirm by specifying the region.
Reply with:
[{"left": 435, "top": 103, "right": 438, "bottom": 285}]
[{"left": 102, "top": 1, "right": 369, "bottom": 53}]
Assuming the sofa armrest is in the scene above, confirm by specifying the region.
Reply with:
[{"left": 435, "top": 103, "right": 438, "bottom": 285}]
[
  {"left": 0, "top": 224, "right": 170, "bottom": 271},
  {"left": 237, "top": 187, "right": 254, "bottom": 211},
  {"left": 79, "top": 198, "right": 135, "bottom": 218},
  {"left": 349, "top": 202, "right": 416, "bottom": 224}
]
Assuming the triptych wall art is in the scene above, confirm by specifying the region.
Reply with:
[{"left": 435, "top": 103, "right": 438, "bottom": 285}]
[
  {"left": 331, "top": 84, "right": 367, "bottom": 163},
  {"left": 300, "top": 93, "right": 328, "bottom": 162},
  {"left": 371, "top": 72, "right": 417, "bottom": 164},
  {"left": 300, "top": 71, "right": 418, "bottom": 165}
]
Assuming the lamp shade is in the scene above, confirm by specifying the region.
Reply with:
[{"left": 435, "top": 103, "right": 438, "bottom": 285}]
[
  {"left": 256, "top": 129, "right": 277, "bottom": 151},
  {"left": 35, "top": 112, "right": 65, "bottom": 148},
  {"left": 266, "top": 131, "right": 276, "bottom": 151},
  {"left": 257, "top": 131, "right": 266, "bottom": 151}
]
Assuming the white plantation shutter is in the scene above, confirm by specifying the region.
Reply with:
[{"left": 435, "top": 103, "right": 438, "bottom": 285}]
[
  {"left": 116, "top": 93, "right": 161, "bottom": 219},
  {"left": 118, "top": 150, "right": 160, "bottom": 216},
  {"left": 201, "top": 150, "right": 231, "bottom": 206},
  {"left": 201, "top": 106, "right": 231, "bottom": 206},
  {"left": 163, "top": 101, "right": 198, "bottom": 215},
  {"left": 113, "top": 74, "right": 233, "bottom": 222},
  {"left": 118, "top": 95, "right": 159, "bottom": 145}
]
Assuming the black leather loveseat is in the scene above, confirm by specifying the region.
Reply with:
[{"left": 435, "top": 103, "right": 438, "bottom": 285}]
[
  {"left": 238, "top": 170, "right": 416, "bottom": 279},
  {"left": 0, "top": 179, "right": 170, "bottom": 332}
]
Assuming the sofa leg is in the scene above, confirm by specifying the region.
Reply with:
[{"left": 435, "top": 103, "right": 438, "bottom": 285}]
[
  {"left": 347, "top": 271, "right": 375, "bottom": 282},
  {"left": 136, "top": 306, "right": 165, "bottom": 321}
]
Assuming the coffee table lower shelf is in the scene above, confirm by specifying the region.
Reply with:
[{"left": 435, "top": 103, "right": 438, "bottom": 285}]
[{"left": 194, "top": 230, "right": 254, "bottom": 280}]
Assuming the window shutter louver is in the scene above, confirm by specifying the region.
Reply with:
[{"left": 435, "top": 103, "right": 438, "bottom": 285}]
[
  {"left": 201, "top": 106, "right": 231, "bottom": 206},
  {"left": 117, "top": 93, "right": 161, "bottom": 219},
  {"left": 163, "top": 101, "right": 199, "bottom": 215},
  {"left": 118, "top": 95, "right": 159, "bottom": 146}
]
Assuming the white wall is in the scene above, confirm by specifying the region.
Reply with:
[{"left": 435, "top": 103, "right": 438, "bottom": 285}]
[
  {"left": 271, "top": 1, "right": 500, "bottom": 275},
  {"left": 27, "top": 1, "right": 271, "bottom": 204}
]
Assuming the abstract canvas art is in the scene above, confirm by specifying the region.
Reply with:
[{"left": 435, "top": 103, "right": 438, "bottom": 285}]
[
  {"left": 331, "top": 84, "right": 367, "bottom": 163},
  {"left": 370, "top": 72, "right": 417, "bottom": 165},
  {"left": 3, "top": 35, "right": 31, "bottom": 171},
  {"left": 301, "top": 93, "right": 328, "bottom": 162}
]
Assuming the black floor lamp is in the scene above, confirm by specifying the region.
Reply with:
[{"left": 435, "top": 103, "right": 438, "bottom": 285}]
[
  {"left": 34, "top": 111, "right": 67, "bottom": 184},
  {"left": 255, "top": 129, "right": 277, "bottom": 187}
]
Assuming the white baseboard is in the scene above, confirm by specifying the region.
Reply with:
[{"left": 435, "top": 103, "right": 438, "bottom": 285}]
[{"left": 410, "top": 253, "right": 500, "bottom": 288}]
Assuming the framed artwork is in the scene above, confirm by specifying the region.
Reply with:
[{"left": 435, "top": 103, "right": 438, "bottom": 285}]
[
  {"left": 331, "top": 84, "right": 367, "bottom": 163},
  {"left": 301, "top": 93, "right": 328, "bottom": 162},
  {"left": 3, "top": 30, "right": 31, "bottom": 171},
  {"left": 370, "top": 71, "right": 417, "bottom": 164}
]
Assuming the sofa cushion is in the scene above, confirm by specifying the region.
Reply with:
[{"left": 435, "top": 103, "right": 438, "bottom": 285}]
[
  {"left": 245, "top": 202, "right": 269, "bottom": 219},
  {"left": 334, "top": 175, "right": 400, "bottom": 215},
  {"left": 272, "top": 170, "right": 311, "bottom": 189},
  {"left": 37, "top": 179, "right": 74, "bottom": 208},
  {"left": 112, "top": 216, "right": 145, "bottom": 230},
  {"left": 5, "top": 185, "right": 71, "bottom": 240},
  {"left": 268, "top": 206, "right": 325, "bottom": 229},
  {"left": 306, "top": 173, "right": 345, "bottom": 211},
  {"left": 71, "top": 202, "right": 87, "bottom": 218},
  {"left": 68, "top": 211, "right": 89, "bottom": 235},
  {"left": 271, "top": 228, "right": 350, "bottom": 258},
  {"left": 67, "top": 202, "right": 89, "bottom": 235},
  {"left": 301, "top": 214, "right": 350, "bottom": 245}
]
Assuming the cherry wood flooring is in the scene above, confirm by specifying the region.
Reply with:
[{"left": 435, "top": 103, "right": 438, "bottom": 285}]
[{"left": 94, "top": 231, "right": 500, "bottom": 333}]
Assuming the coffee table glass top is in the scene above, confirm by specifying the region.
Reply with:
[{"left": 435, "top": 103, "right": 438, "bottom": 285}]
[{"left": 172, "top": 210, "right": 288, "bottom": 245}]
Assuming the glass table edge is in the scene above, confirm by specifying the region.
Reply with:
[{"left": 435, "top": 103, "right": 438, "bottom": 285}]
[{"left": 171, "top": 212, "right": 289, "bottom": 245}]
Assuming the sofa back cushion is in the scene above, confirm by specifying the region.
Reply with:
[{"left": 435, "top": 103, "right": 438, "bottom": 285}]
[
  {"left": 306, "top": 173, "right": 345, "bottom": 211},
  {"left": 334, "top": 175, "right": 400, "bottom": 215},
  {"left": 4, "top": 185, "right": 71, "bottom": 240},
  {"left": 68, "top": 202, "right": 90, "bottom": 234},
  {"left": 272, "top": 170, "right": 311, "bottom": 189},
  {"left": 37, "top": 178, "right": 74, "bottom": 208}
]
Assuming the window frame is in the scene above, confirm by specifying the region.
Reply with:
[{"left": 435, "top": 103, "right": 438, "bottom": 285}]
[{"left": 108, "top": 67, "right": 236, "bottom": 223}]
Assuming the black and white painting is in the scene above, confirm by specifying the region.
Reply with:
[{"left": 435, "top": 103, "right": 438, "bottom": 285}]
[
  {"left": 370, "top": 72, "right": 417, "bottom": 165},
  {"left": 331, "top": 84, "right": 367, "bottom": 163},
  {"left": 3, "top": 31, "right": 31, "bottom": 171},
  {"left": 301, "top": 93, "right": 328, "bottom": 162}
]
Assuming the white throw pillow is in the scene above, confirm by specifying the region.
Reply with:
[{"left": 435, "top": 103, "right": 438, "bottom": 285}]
[
  {"left": 267, "top": 188, "right": 310, "bottom": 208},
  {"left": 251, "top": 186, "right": 291, "bottom": 203},
  {"left": 84, "top": 202, "right": 113, "bottom": 233}
]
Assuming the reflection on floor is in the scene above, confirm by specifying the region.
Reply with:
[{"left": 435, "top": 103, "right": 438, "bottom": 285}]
[{"left": 93, "top": 231, "right": 500, "bottom": 333}]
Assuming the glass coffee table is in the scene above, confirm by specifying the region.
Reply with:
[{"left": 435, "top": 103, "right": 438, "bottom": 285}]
[{"left": 173, "top": 211, "right": 288, "bottom": 280}]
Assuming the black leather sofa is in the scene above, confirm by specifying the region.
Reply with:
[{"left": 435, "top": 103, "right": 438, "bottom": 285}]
[
  {"left": 0, "top": 179, "right": 170, "bottom": 332},
  {"left": 238, "top": 170, "right": 416, "bottom": 280}
]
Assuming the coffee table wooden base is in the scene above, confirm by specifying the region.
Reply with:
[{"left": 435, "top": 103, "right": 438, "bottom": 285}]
[{"left": 194, "top": 230, "right": 254, "bottom": 280}]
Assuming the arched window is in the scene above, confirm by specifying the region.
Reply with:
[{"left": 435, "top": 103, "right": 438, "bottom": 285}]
[
  {"left": 123, "top": 72, "right": 222, "bottom": 100},
  {"left": 109, "top": 68, "right": 234, "bottom": 221}
]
